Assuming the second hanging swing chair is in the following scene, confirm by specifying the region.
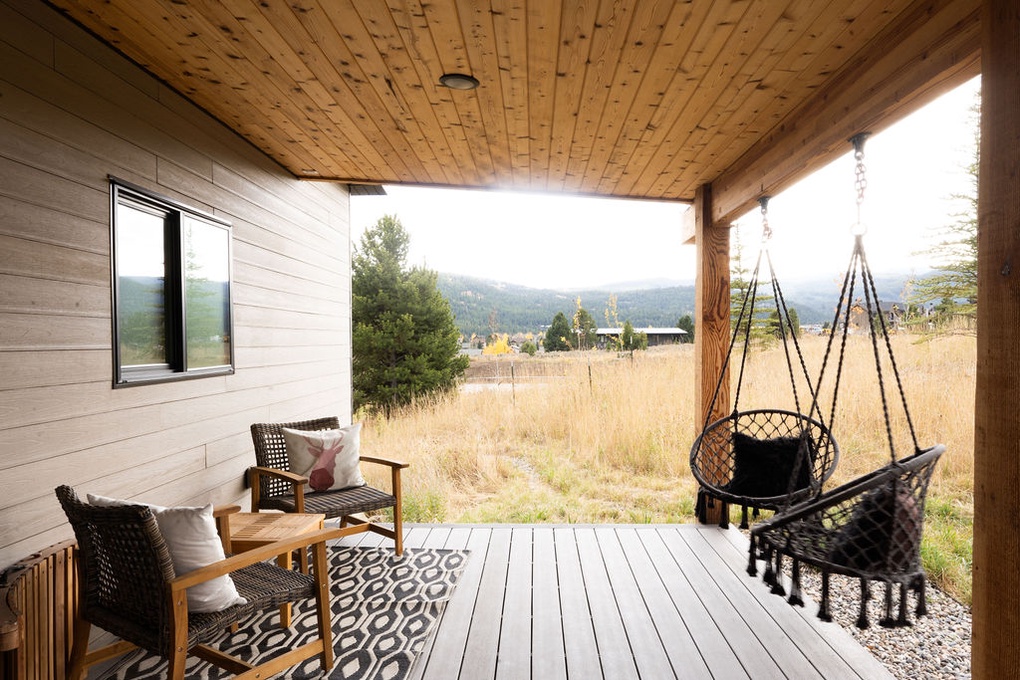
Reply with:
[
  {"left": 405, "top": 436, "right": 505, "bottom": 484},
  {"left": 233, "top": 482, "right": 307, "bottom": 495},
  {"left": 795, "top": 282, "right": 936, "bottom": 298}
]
[
  {"left": 748, "top": 133, "right": 946, "bottom": 629},
  {"left": 690, "top": 198, "right": 840, "bottom": 529}
]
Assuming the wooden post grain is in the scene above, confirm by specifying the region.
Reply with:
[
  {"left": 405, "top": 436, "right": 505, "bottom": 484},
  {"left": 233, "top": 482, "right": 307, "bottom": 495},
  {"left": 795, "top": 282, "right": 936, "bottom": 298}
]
[
  {"left": 973, "top": 0, "right": 1020, "bottom": 676},
  {"left": 694, "top": 184, "right": 731, "bottom": 525}
]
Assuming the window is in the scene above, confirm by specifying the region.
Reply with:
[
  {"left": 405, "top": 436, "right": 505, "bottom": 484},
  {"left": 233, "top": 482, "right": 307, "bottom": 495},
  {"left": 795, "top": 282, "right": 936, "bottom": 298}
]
[{"left": 111, "top": 178, "right": 234, "bottom": 386}]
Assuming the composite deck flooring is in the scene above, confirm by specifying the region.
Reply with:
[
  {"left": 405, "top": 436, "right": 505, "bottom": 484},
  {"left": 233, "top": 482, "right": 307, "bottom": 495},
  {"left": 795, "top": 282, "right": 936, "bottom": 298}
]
[{"left": 339, "top": 524, "right": 894, "bottom": 680}]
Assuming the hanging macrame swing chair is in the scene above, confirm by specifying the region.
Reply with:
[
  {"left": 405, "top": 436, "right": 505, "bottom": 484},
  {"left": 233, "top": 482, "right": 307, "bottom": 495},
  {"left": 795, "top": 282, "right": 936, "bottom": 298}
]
[
  {"left": 689, "top": 197, "right": 840, "bottom": 530},
  {"left": 748, "top": 133, "right": 945, "bottom": 629}
]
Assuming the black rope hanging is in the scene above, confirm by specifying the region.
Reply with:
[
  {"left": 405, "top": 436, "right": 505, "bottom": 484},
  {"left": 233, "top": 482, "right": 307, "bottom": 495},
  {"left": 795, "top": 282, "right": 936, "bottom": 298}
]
[
  {"left": 689, "top": 197, "right": 840, "bottom": 529},
  {"left": 748, "top": 133, "right": 946, "bottom": 629}
]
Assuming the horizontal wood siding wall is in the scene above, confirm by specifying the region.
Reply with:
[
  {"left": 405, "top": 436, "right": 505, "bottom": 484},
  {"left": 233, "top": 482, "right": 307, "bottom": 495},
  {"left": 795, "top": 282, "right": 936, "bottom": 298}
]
[{"left": 0, "top": 0, "right": 353, "bottom": 569}]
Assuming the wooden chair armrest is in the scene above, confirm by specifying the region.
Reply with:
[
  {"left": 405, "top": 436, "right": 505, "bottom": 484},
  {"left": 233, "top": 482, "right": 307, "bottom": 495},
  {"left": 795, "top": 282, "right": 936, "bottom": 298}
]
[
  {"left": 170, "top": 527, "right": 345, "bottom": 591},
  {"left": 359, "top": 455, "right": 409, "bottom": 469},
  {"left": 213, "top": 504, "right": 241, "bottom": 518},
  {"left": 249, "top": 466, "right": 308, "bottom": 486},
  {"left": 212, "top": 505, "right": 242, "bottom": 554}
]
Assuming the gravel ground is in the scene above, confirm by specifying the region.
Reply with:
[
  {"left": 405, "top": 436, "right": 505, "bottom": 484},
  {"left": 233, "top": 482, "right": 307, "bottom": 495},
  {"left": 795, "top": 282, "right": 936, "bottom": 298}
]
[{"left": 771, "top": 563, "right": 972, "bottom": 679}]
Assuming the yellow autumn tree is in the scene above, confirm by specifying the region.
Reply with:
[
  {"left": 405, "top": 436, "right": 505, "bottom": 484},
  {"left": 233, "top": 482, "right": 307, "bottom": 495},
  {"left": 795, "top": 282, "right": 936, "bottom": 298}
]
[{"left": 482, "top": 334, "right": 513, "bottom": 355}]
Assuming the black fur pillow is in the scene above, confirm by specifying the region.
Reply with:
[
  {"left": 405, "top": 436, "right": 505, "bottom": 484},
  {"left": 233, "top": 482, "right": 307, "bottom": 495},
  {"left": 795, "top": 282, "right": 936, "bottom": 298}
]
[
  {"left": 722, "top": 432, "right": 815, "bottom": 498},
  {"left": 829, "top": 482, "right": 920, "bottom": 572}
]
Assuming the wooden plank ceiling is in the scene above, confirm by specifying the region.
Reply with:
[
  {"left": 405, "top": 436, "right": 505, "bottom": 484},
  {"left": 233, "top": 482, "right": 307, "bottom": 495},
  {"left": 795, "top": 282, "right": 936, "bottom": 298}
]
[{"left": 47, "top": 0, "right": 979, "bottom": 219}]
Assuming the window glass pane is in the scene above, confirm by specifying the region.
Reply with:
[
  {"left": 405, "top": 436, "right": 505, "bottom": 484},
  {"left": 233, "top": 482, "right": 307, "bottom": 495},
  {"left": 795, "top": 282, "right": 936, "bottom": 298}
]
[
  {"left": 183, "top": 216, "right": 231, "bottom": 368},
  {"left": 116, "top": 201, "right": 167, "bottom": 367}
]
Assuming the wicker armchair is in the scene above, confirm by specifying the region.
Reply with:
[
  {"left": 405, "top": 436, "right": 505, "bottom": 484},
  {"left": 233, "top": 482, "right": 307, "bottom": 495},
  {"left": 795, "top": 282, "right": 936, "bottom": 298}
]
[
  {"left": 55, "top": 485, "right": 340, "bottom": 680},
  {"left": 249, "top": 417, "right": 407, "bottom": 555}
]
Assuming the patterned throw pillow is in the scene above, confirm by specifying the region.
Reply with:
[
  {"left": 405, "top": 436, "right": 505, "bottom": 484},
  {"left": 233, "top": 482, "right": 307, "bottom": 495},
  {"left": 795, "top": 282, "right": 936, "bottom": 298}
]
[
  {"left": 86, "top": 493, "right": 246, "bottom": 613},
  {"left": 282, "top": 423, "right": 366, "bottom": 492}
]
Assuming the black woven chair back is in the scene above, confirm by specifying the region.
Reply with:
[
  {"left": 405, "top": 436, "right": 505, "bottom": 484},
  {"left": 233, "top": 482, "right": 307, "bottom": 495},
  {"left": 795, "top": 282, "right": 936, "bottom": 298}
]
[
  {"left": 251, "top": 416, "right": 339, "bottom": 500},
  {"left": 55, "top": 485, "right": 172, "bottom": 651},
  {"left": 748, "top": 444, "right": 945, "bottom": 627},
  {"left": 690, "top": 409, "right": 839, "bottom": 525}
]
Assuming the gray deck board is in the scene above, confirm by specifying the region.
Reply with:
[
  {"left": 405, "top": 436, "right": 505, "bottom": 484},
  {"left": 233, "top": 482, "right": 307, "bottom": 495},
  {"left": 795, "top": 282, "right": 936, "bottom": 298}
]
[
  {"left": 553, "top": 526, "right": 604, "bottom": 680},
  {"left": 496, "top": 526, "right": 534, "bottom": 680},
  {"left": 615, "top": 528, "right": 712, "bottom": 680},
  {"left": 342, "top": 524, "right": 895, "bottom": 680},
  {"left": 531, "top": 527, "right": 568, "bottom": 680}
]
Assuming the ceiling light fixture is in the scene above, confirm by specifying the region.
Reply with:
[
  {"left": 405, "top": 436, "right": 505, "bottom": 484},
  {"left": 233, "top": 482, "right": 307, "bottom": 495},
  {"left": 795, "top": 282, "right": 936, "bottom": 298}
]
[{"left": 439, "top": 73, "right": 479, "bottom": 90}]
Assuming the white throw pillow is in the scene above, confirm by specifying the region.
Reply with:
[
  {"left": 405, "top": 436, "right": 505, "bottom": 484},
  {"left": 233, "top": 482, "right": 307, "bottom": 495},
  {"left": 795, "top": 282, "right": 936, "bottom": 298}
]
[
  {"left": 282, "top": 423, "right": 365, "bottom": 492},
  {"left": 87, "top": 493, "right": 247, "bottom": 613}
]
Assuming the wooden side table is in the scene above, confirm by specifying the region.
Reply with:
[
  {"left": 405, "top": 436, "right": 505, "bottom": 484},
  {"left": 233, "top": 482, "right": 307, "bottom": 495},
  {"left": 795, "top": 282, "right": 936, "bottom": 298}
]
[{"left": 219, "top": 511, "right": 326, "bottom": 627}]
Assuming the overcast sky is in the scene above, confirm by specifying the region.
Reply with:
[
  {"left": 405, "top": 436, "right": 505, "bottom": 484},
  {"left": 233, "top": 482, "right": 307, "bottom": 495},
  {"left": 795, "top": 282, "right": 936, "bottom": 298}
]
[{"left": 350, "top": 76, "right": 980, "bottom": 291}]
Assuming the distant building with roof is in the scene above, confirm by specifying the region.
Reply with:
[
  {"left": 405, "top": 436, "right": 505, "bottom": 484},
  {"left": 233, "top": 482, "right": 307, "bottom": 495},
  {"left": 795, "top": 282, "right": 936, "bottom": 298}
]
[{"left": 595, "top": 327, "right": 688, "bottom": 348}]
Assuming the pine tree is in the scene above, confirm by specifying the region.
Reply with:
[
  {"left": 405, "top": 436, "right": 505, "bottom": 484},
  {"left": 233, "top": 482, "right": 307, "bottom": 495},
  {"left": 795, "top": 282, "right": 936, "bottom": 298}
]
[
  {"left": 543, "top": 312, "right": 572, "bottom": 352},
  {"left": 677, "top": 314, "right": 695, "bottom": 342},
  {"left": 730, "top": 225, "right": 774, "bottom": 347},
  {"left": 908, "top": 94, "right": 979, "bottom": 332},
  {"left": 352, "top": 215, "right": 468, "bottom": 416}
]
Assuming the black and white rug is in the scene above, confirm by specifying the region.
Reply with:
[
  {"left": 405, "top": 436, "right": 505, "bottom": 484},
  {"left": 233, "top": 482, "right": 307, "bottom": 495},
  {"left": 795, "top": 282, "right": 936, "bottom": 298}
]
[{"left": 100, "top": 546, "right": 468, "bottom": 680}]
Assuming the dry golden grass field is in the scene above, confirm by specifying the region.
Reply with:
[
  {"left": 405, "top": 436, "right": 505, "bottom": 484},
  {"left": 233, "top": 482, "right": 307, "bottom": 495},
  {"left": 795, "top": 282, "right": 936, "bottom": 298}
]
[{"left": 358, "top": 334, "right": 975, "bottom": 604}]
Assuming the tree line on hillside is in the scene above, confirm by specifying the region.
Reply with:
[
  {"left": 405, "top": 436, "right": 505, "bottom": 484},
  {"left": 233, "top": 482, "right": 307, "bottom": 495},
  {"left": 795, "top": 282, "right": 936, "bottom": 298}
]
[{"left": 436, "top": 274, "right": 698, "bottom": 338}]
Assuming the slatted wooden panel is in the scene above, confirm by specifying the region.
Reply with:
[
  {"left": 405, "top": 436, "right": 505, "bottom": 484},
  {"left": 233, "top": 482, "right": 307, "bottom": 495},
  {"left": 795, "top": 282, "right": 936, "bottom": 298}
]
[
  {"left": 0, "top": 540, "right": 76, "bottom": 680},
  {"left": 45, "top": 0, "right": 973, "bottom": 202}
]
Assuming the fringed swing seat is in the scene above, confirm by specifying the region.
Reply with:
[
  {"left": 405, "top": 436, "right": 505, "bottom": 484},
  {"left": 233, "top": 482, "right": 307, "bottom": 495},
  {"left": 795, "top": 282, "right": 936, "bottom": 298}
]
[
  {"left": 691, "top": 408, "right": 837, "bottom": 527},
  {"left": 749, "top": 444, "right": 944, "bottom": 628},
  {"left": 746, "top": 133, "right": 945, "bottom": 629},
  {"left": 690, "top": 198, "right": 839, "bottom": 529}
]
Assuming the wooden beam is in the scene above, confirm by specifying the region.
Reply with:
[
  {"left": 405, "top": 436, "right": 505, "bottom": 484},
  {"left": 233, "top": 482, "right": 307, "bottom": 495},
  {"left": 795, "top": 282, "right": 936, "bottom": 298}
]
[
  {"left": 710, "top": 0, "right": 981, "bottom": 226},
  {"left": 973, "top": 0, "right": 1020, "bottom": 676},
  {"left": 693, "top": 184, "right": 730, "bottom": 525}
]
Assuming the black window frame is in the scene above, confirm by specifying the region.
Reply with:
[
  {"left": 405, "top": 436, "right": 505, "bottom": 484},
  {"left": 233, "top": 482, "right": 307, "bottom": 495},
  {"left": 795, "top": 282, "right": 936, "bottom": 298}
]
[{"left": 110, "top": 177, "right": 235, "bottom": 387}]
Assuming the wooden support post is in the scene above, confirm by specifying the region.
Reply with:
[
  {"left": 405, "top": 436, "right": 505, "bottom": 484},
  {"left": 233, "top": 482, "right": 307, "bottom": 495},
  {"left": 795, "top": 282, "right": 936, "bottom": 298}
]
[
  {"left": 693, "top": 184, "right": 731, "bottom": 525},
  {"left": 973, "top": 0, "right": 1020, "bottom": 676}
]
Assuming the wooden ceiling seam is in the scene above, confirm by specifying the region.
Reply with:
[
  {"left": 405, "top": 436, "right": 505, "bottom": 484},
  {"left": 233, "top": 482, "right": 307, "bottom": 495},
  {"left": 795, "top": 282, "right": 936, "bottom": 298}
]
[
  {"left": 340, "top": 1, "right": 459, "bottom": 185},
  {"left": 455, "top": 0, "right": 513, "bottom": 182},
  {"left": 523, "top": 1, "right": 561, "bottom": 191},
  {"left": 489, "top": 0, "right": 530, "bottom": 188},
  {"left": 592, "top": 1, "right": 701, "bottom": 197},
  {"left": 641, "top": 1, "right": 809, "bottom": 199},
  {"left": 560, "top": 0, "right": 640, "bottom": 195},
  {"left": 658, "top": 0, "right": 827, "bottom": 199},
  {"left": 419, "top": 0, "right": 499, "bottom": 182},
  {"left": 387, "top": 0, "right": 479, "bottom": 186},
  {"left": 688, "top": 0, "right": 916, "bottom": 207},
  {"left": 546, "top": 0, "right": 599, "bottom": 192},
  {"left": 191, "top": 0, "right": 386, "bottom": 179},
  {"left": 275, "top": 0, "right": 430, "bottom": 182},
  {"left": 612, "top": 0, "right": 749, "bottom": 198},
  {"left": 596, "top": 1, "right": 716, "bottom": 197},
  {"left": 650, "top": 0, "right": 791, "bottom": 198},
  {"left": 575, "top": 0, "right": 673, "bottom": 195}
]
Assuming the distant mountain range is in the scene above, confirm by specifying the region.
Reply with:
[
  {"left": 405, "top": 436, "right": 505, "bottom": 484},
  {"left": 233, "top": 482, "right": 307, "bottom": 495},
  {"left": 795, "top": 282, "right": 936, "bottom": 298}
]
[{"left": 436, "top": 272, "right": 917, "bottom": 338}]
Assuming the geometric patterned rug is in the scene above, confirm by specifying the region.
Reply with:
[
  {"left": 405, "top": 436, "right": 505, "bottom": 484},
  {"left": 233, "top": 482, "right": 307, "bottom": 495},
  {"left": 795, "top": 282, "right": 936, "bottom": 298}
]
[{"left": 98, "top": 546, "right": 468, "bottom": 680}]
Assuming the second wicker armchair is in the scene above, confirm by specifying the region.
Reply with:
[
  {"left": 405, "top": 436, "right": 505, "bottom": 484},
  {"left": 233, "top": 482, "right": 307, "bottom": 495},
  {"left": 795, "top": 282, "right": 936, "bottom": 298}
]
[{"left": 249, "top": 416, "right": 407, "bottom": 555}]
